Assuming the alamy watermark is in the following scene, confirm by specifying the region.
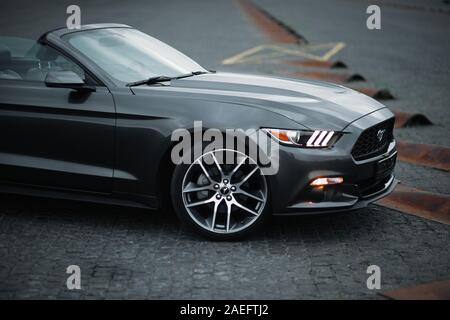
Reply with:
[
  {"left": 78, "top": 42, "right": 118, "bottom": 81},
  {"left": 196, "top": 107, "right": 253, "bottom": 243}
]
[
  {"left": 66, "top": 5, "right": 81, "bottom": 30},
  {"left": 170, "top": 121, "right": 280, "bottom": 175},
  {"left": 366, "top": 265, "right": 381, "bottom": 290},
  {"left": 66, "top": 265, "right": 81, "bottom": 290},
  {"left": 366, "top": 5, "right": 381, "bottom": 30}
]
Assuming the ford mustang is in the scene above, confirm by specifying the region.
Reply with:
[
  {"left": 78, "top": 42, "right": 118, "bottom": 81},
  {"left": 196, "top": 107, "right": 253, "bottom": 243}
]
[{"left": 0, "top": 24, "right": 397, "bottom": 239}]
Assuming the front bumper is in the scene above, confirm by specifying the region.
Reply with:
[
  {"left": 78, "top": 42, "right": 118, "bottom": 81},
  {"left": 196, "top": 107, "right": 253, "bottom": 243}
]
[
  {"left": 272, "top": 173, "right": 398, "bottom": 216},
  {"left": 269, "top": 108, "right": 398, "bottom": 215}
]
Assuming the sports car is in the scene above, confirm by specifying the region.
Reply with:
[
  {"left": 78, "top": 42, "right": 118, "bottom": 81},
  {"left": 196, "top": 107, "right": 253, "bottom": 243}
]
[{"left": 0, "top": 24, "right": 397, "bottom": 239}]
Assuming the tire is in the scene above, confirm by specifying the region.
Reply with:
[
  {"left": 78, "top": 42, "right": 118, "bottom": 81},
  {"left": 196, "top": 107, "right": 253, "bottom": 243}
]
[{"left": 170, "top": 149, "right": 271, "bottom": 240}]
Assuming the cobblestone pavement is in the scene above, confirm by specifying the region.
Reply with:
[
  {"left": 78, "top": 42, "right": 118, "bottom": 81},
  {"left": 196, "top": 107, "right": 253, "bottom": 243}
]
[
  {"left": 0, "top": 195, "right": 449, "bottom": 299},
  {"left": 0, "top": 0, "right": 449, "bottom": 299},
  {"left": 394, "top": 162, "right": 450, "bottom": 195}
]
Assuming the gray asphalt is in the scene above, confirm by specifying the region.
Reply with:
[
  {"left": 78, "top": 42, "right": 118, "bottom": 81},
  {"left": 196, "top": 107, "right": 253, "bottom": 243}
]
[
  {"left": 0, "top": 0, "right": 265, "bottom": 68},
  {"left": 0, "top": 0, "right": 449, "bottom": 299}
]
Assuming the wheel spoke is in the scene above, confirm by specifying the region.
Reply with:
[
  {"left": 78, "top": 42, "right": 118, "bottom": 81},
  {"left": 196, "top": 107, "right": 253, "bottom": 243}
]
[
  {"left": 235, "top": 188, "right": 265, "bottom": 202},
  {"left": 226, "top": 202, "right": 232, "bottom": 232},
  {"left": 232, "top": 198, "right": 259, "bottom": 216},
  {"left": 210, "top": 199, "right": 221, "bottom": 231},
  {"left": 230, "top": 156, "right": 246, "bottom": 178},
  {"left": 196, "top": 159, "right": 213, "bottom": 182},
  {"left": 183, "top": 182, "right": 213, "bottom": 193},
  {"left": 186, "top": 195, "right": 215, "bottom": 208},
  {"left": 211, "top": 152, "right": 224, "bottom": 178},
  {"left": 237, "top": 166, "right": 258, "bottom": 186}
]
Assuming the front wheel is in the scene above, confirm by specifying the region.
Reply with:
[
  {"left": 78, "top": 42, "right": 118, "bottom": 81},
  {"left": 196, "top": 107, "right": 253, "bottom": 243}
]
[{"left": 171, "top": 149, "right": 270, "bottom": 240}]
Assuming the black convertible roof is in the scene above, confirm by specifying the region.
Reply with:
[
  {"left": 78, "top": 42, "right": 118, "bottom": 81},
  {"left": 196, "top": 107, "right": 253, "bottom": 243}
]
[{"left": 39, "top": 23, "right": 133, "bottom": 42}]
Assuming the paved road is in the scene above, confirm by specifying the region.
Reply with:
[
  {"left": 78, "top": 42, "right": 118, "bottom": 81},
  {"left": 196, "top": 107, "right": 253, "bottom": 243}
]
[
  {"left": 1, "top": 194, "right": 449, "bottom": 299},
  {"left": 0, "top": 0, "right": 449, "bottom": 299}
]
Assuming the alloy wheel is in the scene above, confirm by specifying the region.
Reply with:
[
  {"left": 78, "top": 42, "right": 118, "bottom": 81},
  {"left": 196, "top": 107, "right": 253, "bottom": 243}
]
[{"left": 181, "top": 149, "right": 268, "bottom": 234}]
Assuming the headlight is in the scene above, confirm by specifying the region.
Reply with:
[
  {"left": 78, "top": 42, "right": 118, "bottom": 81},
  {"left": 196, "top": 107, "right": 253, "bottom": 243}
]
[{"left": 262, "top": 128, "right": 340, "bottom": 148}]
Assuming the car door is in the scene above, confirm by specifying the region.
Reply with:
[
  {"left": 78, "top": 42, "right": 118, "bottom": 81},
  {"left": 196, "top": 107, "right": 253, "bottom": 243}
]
[{"left": 0, "top": 39, "right": 115, "bottom": 193}]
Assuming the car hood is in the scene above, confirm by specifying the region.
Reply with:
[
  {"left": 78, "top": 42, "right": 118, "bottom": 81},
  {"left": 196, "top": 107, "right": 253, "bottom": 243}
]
[{"left": 134, "top": 72, "right": 387, "bottom": 131}]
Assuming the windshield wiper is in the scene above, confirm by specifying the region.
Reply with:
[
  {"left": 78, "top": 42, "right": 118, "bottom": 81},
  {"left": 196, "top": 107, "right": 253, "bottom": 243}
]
[{"left": 126, "top": 71, "right": 208, "bottom": 87}]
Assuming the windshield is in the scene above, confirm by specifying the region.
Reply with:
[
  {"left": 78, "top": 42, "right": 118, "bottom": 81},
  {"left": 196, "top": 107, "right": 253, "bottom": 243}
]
[{"left": 62, "top": 28, "right": 207, "bottom": 84}]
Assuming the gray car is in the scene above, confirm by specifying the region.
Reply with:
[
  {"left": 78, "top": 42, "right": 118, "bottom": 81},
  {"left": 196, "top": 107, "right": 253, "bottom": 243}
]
[{"left": 0, "top": 24, "right": 397, "bottom": 239}]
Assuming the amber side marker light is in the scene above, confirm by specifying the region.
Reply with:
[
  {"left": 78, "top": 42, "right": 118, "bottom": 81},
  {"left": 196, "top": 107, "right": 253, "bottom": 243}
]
[{"left": 310, "top": 177, "right": 344, "bottom": 186}]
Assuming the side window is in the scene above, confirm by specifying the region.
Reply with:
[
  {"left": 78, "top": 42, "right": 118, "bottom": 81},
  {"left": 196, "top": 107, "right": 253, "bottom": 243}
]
[{"left": 0, "top": 37, "right": 85, "bottom": 83}]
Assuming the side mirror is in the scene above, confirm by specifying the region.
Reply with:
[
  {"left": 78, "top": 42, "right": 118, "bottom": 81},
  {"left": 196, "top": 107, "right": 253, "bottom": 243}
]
[{"left": 45, "top": 71, "right": 95, "bottom": 92}]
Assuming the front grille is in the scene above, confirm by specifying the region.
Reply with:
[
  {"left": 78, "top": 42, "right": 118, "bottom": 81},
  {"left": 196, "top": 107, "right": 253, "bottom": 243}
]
[{"left": 351, "top": 118, "right": 394, "bottom": 160}]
